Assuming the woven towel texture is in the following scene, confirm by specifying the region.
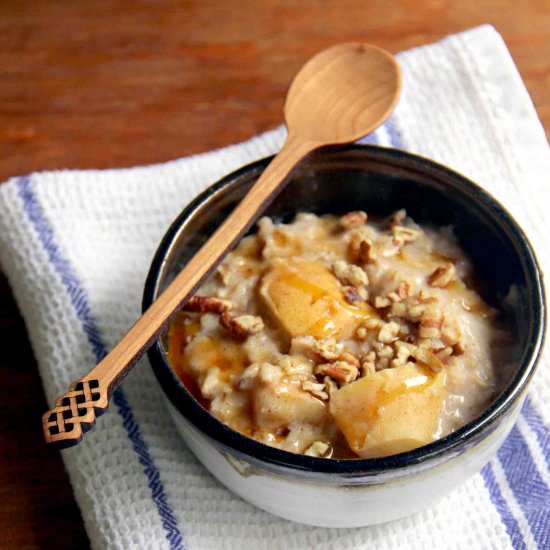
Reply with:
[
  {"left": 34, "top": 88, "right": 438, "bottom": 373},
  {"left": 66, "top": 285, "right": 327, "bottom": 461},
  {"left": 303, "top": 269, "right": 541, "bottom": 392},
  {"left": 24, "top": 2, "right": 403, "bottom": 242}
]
[{"left": 0, "top": 25, "right": 549, "bottom": 550}]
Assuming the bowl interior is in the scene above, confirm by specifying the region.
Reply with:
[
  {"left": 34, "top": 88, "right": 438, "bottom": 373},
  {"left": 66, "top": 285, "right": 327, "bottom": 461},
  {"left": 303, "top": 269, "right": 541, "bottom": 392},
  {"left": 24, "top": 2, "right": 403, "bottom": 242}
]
[{"left": 144, "top": 146, "right": 544, "bottom": 475}]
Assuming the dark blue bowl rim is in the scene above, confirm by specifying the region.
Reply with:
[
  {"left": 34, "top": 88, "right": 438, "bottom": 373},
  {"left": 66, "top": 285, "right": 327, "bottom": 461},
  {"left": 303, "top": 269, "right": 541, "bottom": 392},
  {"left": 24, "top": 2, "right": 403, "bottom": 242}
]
[{"left": 143, "top": 145, "right": 546, "bottom": 476}]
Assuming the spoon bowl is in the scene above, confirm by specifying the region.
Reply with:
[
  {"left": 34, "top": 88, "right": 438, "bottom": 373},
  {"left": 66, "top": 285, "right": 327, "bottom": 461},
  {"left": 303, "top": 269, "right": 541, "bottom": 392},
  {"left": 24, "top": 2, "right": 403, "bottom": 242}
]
[{"left": 285, "top": 43, "right": 401, "bottom": 143}]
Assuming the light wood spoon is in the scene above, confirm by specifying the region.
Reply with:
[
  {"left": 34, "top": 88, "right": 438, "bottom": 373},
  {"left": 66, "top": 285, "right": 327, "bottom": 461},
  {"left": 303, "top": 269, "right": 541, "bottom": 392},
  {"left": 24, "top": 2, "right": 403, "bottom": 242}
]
[{"left": 43, "top": 42, "right": 401, "bottom": 448}]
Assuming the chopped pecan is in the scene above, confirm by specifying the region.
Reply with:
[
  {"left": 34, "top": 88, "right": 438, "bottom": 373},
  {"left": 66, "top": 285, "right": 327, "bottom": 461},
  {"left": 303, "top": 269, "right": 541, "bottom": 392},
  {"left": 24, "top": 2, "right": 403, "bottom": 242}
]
[
  {"left": 316, "top": 361, "right": 359, "bottom": 384},
  {"left": 359, "top": 239, "right": 377, "bottom": 264},
  {"left": 348, "top": 231, "right": 364, "bottom": 261},
  {"left": 389, "top": 209, "right": 407, "bottom": 228},
  {"left": 278, "top": 355, "right": 312, "bottom": 377},
  {"left": 428, "top": 263, "right": 456, "bottom": 287},
  {"left": 430, "top": 338, "right": 446, "bottom": 352},
  {"left": 357, "top": 286, "right": 369, "bottom": 300},
  {"left": 361, "top": 350, "right": 376, "bottom": 363},
  {"left": 401, "top": 342, "right": 444, "bottom": 372},
  {"left": 419, "top": 314, "right": 443, "bottom": 339},
  {"left": 340, "top": 211, "right": 367, "bottom": 229},
  {"left": 390, "top": 302, "right": 407, "bottom": 317},
  {"left": 392, "top": 225, "right": 421, "bottom": 246},
  {"left": 355, "top": 326, "right": 368, "bottom": 340},
  {"left": 365, "top": 317, "right": 381, "bottom": 330},
  {"left": 378, "top": 321, "right": 400, "bottom": 343},
  {"left": 407, "top": 303, "right": 426, "bottom": 319},
  {"left": 332, "top": 260, "right": 369, "bottom": 287},
  {"left": 441, "top": 322, "right": 461, "bottom": 346},
  {"left": 338, "top": 352, "right": 360, "bottom": 367},
  {"left": 418, "top": 290, "right": 439, "bottom": 304},
  {"left": 419, "top": 305, "right": 443, "bottom": 338},
  {"left": 343, "top": 286, "right": 363, "bottom": 305},
  {"left": 419, "top": 324, "right": 441, "bottom": 339},
  {"left": 302, "top": 380, "right": 329, "bottom": 401},
  {"left": 418, "top": 337, "right": 433, "bottom": 349},
  {"left": 435, "top": 347, "right": 453, "bottom": 361},
  {"left": 304, "top": 441, "right": 333, "bottom": 458},
  {"left": 398, "top": 321, "right": 411, "bottom": 335},
  {"left": 291, "top": 336, "right": 343, "bottom": 361},
  {"left": 315, "top": 337, "right": 343, "bottom": 361},
  {"left": 374, "top": 296, "right": 391, "bottom": 309},
  {"left": 387, "top": 291, "right": 401, "bottom": 303},
  {"left": 220, "top": 312, "right": 264, "bottom": 339},
  {"left": 393, "top": 341, "right": 412, "bottom": 367},
  {"left": 184, "top": 295, "right": 232, "bottom": 314},
  {"left": 397, "top": 282, "right": 411, "bottom": 299},
  {"left": 377, "top": 344, "right": 394, "bottom": 359},
  {"left": 452, "top": 342, "right": 465, "bottom": 356}
]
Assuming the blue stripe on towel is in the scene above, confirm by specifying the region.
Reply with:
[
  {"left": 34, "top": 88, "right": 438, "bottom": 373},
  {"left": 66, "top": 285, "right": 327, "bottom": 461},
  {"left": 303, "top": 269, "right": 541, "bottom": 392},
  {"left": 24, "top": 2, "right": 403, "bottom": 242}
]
[
  {"left": 17, "top": 175, "right": 185, "bottom": 550},
  {"left": 481, "top": 463, "right": 527, "bottom": 550},
  {"left": 384, "top": 116, "right": 403, "bottom": 148},
  {"left": 383, "top": 116, "right": 535, "bottom": 550},
  {"left": 498, "top": 425, "right": 550, "bottom": 549},
  {"left": 523, "top": 398, "right": 550, "bottom": 472},
  {"left": 358, "top": 132, "right": 379, "bottom": 145}
]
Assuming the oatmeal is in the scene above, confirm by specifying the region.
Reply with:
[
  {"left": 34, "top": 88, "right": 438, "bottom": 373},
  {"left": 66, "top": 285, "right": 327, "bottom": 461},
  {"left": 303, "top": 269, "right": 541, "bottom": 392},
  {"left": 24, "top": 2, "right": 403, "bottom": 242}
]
[{"left": 167, "top": 210, "right": 508, "bottom": 458}]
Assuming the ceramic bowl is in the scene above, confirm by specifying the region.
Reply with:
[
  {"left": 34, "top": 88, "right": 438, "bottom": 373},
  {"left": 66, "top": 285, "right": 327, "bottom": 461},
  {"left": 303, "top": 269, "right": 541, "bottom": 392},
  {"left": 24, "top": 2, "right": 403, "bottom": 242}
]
[{"left": 143, "top": 146, "right": 545, "bottom": 527}]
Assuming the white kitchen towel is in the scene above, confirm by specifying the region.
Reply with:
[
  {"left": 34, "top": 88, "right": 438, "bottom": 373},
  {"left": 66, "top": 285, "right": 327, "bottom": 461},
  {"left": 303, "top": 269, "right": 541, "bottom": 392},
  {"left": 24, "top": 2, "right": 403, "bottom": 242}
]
[{"left": 1, "top": 25, "right": 549, "bottom": 550}]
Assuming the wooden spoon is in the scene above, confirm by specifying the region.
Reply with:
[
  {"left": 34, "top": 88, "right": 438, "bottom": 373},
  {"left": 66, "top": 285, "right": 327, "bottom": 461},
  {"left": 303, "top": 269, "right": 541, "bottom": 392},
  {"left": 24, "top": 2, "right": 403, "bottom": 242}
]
[{"left": 43, "top": 42, "right": 401, "bottom": 448}]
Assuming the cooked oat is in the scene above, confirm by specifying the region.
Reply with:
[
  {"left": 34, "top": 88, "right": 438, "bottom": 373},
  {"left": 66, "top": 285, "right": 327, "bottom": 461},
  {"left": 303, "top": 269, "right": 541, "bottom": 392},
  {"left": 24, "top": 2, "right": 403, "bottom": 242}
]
[{"left": 167, "top": 210, "right": 508, "bottom": 459}]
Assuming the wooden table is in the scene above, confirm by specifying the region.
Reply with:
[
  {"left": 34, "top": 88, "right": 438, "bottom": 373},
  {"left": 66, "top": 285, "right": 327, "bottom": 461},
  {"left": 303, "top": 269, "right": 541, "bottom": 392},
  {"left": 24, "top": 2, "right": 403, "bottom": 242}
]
[{"left": 1, "top": 2, "right": 548, "bottom": 548}]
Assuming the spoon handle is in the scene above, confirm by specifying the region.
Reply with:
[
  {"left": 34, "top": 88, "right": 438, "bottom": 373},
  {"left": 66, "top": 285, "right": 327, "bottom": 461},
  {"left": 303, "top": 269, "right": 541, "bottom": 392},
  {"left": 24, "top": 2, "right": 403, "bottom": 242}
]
[{"left": 42, "top": 134, "right": 318, "bottom": 448}]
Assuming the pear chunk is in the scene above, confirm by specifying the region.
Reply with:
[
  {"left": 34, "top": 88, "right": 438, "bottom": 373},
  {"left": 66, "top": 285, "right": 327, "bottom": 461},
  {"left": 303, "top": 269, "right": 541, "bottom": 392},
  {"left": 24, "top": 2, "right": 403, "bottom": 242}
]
[
  {"left": 252, "top": 381, "right": 330, "bottom": 433},
  {"left": 259, "top": 260, "right": 373, "bottom": 339},
  {"left": 330, "top": 363, "right": 446, "bottom": 458}
]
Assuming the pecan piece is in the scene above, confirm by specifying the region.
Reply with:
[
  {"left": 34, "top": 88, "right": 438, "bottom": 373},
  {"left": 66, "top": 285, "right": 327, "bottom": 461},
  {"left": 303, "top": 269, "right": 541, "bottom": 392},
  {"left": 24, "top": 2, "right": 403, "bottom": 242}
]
[
  {"left": 338, "top": 352, "right": 360, "bottom": 367},
  {"left": 392, "top": 225, "right": 421, "bottom": 246},
  {"left": 419, "top": 305, "right": 444, "bottom": 338},
  {"left": 374, "top": 295, "right": 391, "bottom": 309},
  {"left": 361, "top": 239, "right": 377, "bottom": 264},
  {"left": 441, "top": 322, "right": 461, "bottom": 346},
  {"left": 184, "top": 295, "right": 232, "bottom": 314},
  {"left": 397, "top": 282, "right": 411, "bottom": 299},
  {"left": 452, "top": 342, "right": 465, "bottom": 356},
  {"left": 304, "top": 441, "right": 333, "bottom": 458},
  {"left": 316, "top": 361, "right": 359, "bottom": 384},
  {"left": 340, "top": 210, "right": 367, "bottom": 229},
  {"left": 428, "top": 263, "right": 456, "bottom": 288},
  {"left": 302, "top": 380, "right": 329, "bottom": 401},
  {"left": 389, "top": 209, "right": 407, "bottom": 228},
  {"left": 364, "top": 317, "right": 381, "bottom": 330},
  {"left": 378, "top": 321, "right": 400, "bottom": 343},
  {"left": 343, "top": 285, "right": 364, "bottom": 304},
  {"left": 332, "top": 260, "right": 369, "bottom": 287},
  {"left": 401, "top": 343, "right": 444, "bottom": 372},
  {"left": 220, "top": 312, "right": 264, "bottom": 339},
  {"left": 435, "top": 347, "right": 454, "bottom": 361}
]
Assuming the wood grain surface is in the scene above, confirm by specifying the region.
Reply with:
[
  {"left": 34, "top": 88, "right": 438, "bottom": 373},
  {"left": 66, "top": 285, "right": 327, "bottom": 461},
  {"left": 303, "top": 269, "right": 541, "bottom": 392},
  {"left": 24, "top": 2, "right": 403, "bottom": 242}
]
[{"left": 1, "top": 1, "right": 548, "bottom": 548}]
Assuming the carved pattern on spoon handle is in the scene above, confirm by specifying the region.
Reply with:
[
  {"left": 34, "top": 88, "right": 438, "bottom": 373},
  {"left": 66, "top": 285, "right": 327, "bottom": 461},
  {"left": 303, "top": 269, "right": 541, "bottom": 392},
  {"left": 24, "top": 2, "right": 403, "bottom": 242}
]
[{"left": 43, "top": 378, "right": 108, "bottom": 448}]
